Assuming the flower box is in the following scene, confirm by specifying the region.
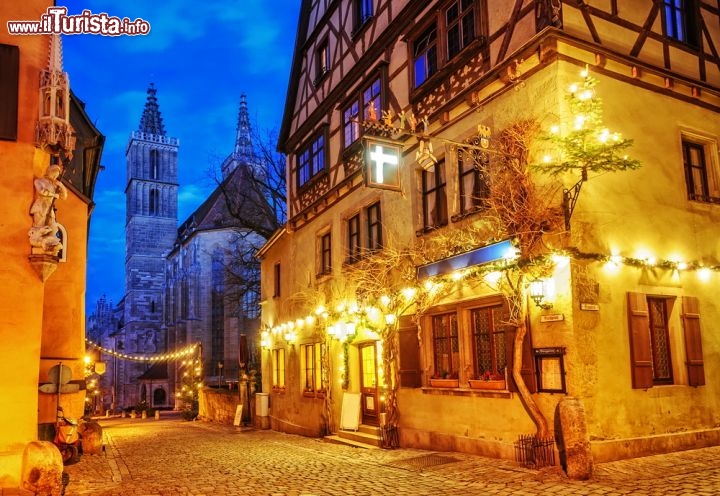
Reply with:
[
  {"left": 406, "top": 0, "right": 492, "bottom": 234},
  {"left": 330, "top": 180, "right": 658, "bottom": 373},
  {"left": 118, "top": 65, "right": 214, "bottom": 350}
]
[
  {"left": 468, "top": 379, "right": 506, "bottom": 390},
  {"left": 429, "top": 378, "right": 460, "bottom": 388}
]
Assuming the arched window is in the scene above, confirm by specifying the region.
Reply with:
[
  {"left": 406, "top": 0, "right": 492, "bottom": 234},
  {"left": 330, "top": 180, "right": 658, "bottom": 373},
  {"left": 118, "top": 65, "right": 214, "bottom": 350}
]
[
  {"left": 150, "top": 149, "right": 160, "bottom": 179},
  {"left": 149, "top": 188, "right": 159, "bottom": 215}
]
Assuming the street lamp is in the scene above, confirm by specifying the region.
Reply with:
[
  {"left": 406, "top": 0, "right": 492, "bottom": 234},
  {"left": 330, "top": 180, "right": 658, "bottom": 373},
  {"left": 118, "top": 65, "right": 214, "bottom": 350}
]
[{"left": 218, "top": 362, "right": 224, "bottom": 387}]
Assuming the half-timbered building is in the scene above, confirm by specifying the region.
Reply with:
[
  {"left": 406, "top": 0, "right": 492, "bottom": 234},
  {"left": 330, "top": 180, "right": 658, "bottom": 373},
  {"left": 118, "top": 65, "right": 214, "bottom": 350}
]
[{"left": 260, "top": 0, "right": 720, "bottom": 466}]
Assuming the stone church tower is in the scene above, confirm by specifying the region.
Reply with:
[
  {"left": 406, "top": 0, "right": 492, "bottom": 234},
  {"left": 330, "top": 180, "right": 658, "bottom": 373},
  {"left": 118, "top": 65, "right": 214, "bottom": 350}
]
[{"left": 119, "top": 84, "right": 178, "bottom": 408}]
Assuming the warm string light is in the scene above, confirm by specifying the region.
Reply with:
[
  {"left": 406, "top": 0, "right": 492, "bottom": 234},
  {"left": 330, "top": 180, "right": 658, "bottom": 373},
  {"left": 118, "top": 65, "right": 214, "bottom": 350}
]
[
  {"left": 85, "top": 338, "right": 198, "bottom": 362},
  {"left": 262, "top": 247, "right": 718, "bottom": 345}
]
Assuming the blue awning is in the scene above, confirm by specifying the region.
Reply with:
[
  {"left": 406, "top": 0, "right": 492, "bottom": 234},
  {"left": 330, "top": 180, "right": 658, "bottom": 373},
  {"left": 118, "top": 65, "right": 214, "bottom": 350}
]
[{"left": 416, "top": 239, "right": 514, "bottom": 279}]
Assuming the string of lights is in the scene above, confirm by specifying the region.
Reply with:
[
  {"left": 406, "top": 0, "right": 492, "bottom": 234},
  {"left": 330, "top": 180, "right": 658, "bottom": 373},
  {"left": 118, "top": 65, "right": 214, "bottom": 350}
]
[
  {"left": 261, "top": 246, "right": 719, "bottom": 345},
  {"left": 85, "top": 338, "right": 199, "bottom": 362}
]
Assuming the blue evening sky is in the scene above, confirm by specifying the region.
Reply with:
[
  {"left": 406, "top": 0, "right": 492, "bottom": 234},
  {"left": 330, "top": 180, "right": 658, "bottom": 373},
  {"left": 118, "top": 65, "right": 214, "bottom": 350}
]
[{"left": 56, "top": 1, "right": 300, "bottom": 312}]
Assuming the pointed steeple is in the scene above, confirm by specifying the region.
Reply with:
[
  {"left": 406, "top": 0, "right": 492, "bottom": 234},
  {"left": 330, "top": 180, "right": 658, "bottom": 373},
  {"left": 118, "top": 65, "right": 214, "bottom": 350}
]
[
  {"left": 138, "top": 83, "right": 166, "bottom": 136},
  {"left": 221, "top": 94, "right": 259, "bottom": 178},
  {"left": 234, "top": 94, "right": 254, "bottom": 161}
]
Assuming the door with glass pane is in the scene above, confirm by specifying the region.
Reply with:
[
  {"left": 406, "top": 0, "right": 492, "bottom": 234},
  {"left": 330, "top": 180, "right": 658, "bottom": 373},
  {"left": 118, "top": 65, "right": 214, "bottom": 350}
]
[{"left": 359, "top": 342, "right": 379, "bottom": 425}]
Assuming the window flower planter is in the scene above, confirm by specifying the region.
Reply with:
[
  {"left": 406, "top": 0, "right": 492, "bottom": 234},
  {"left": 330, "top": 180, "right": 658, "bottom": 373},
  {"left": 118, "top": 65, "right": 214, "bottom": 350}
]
[
  {"left": 429, "top": 378, "right": 460, "bottom": 388},
  {"left": 468, "top": 379, "right": 506, "bottom": 390}
]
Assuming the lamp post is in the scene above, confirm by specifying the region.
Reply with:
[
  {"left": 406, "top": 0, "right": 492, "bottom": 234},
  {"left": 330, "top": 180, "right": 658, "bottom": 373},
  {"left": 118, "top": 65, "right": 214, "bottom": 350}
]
[{"left": 218, "top": 362, "right": 224, "bottom": 388}]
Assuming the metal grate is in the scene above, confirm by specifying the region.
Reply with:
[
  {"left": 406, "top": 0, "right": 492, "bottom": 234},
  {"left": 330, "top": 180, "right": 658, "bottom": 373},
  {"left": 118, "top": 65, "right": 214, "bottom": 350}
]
[
  {"left": 388, "top": 453, "right": 459, "bottom": 471},
  {"left": 514, "top": 434, "right": 556, "bottom": 468}
]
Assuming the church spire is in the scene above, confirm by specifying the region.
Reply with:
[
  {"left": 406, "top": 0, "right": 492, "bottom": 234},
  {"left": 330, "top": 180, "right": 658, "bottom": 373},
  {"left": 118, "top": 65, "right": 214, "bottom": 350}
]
[
  {"left": 234, "top": 94, "right": 254, "bottom": 161},
  {"left": 221, "top": 94, "right": 259, "bottom": 178},
  {"left": 138, "top": 83, "right": 166, "bottom": 136}
]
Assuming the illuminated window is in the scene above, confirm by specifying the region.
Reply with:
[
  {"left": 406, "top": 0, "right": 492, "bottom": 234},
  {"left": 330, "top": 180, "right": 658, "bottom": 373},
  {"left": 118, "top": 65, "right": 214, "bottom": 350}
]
[
  {"left": 471, "top": 304, "right": 508, "bottom": 379},
  {"left": 272, "top": 348, "right": 286, "bottom": 388},
  {"left": 431, "top": 312, "right": 458, "bottom": 377},
  {"left": 300, "top": 342, "right": 326, "bottom": 393}
]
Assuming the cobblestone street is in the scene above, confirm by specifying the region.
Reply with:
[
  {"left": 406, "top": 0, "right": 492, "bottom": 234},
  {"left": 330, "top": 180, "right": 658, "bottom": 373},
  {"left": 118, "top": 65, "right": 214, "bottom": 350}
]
[{"left": 53, "top": 414, "right": 720, "bottom": 496}]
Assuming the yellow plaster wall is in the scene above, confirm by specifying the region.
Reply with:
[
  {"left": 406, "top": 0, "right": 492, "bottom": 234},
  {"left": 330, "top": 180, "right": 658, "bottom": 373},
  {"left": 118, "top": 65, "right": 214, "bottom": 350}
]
[{"left": 0, "top": 2, "right": 92, "bottom": 486}]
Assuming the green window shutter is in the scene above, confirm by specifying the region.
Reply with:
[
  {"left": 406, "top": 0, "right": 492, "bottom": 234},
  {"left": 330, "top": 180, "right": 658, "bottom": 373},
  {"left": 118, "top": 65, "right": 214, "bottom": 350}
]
[
  {"left": 627, "top": 292, "right": 653, "bottom": 389},
  {"left": 681, "top": 296, "right": 705, "bottom": 387}
]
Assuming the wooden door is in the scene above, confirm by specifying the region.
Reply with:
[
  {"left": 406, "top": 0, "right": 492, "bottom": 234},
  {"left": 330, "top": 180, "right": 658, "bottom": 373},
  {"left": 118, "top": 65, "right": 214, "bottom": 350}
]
[{"left": 359, "top": 342, "right": 379, "bottom": 425}]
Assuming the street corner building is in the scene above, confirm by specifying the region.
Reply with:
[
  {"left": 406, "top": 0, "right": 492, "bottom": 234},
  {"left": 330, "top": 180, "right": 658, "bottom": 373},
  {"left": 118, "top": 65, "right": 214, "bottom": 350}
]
[
  {"left": 0, "top": 1, "right": 104, "bottom": 490},
  {"left": 257, "top": 0, "right": 720, "bottom": 475}
]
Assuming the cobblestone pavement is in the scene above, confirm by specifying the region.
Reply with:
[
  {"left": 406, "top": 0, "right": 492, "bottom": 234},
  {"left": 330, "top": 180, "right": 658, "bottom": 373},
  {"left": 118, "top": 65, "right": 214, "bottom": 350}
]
[{"left": 56, "top": 414, "right": 720, "bottom": 496}]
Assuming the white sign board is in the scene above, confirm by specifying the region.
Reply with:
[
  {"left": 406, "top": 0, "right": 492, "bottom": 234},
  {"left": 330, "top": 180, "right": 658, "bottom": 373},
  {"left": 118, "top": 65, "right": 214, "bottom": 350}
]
[
  {"left": 340, "top": 392, "right": 361, "bottom": 431},
  {"left": 233, "top": 404, "right": 243, "bottom": 426}
]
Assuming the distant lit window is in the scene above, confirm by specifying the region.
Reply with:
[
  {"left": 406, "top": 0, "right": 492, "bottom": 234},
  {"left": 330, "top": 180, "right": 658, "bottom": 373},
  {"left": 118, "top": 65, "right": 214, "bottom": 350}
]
[
  {"left": 663, "top": 0, "right": 698, "bottom": 47},
  {"left": 272, "top": 348, "right": 286, "bottom": 388},
  {"left": 301, "top": 342, "right": 326, "bottom": 393}
]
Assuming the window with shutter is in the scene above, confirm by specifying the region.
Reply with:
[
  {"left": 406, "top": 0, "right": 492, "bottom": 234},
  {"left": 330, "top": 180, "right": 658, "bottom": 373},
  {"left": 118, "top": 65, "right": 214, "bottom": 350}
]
[
  {"left": 627, "top": 292, "right": 654, "bottom": 389},
  {"left": 681, "top": 296, "right": 705, "bottom": 387},
  {"left": 397, "top": 315, "right": 421, "bottom": 388},
  {"left": 0, "top": 44, "right": 20, "bottom": 141}
]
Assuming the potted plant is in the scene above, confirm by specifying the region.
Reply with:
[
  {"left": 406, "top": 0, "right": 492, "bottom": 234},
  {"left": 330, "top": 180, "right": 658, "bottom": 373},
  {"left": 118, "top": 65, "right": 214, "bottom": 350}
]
[
  {"left": 429, "top": 371, "right": 459, "bottom": 388},
  {"left": 468, "top": 370, "right": 507, "bottom": 390}
]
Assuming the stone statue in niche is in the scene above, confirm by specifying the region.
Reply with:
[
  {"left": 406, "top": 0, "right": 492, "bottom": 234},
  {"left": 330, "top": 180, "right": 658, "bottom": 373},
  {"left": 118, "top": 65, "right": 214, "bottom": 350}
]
[{"left": 29, "top": 164, "right": 67, "bottom": 256}]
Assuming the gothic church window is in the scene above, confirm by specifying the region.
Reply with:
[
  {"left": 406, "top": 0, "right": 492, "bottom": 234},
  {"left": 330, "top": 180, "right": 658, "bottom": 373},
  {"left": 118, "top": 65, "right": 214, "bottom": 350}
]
[
  {"left": 150, "top": 149, "right": 160, "bottom": 179},
  {"left": 149, "top": 188, "right": 159, "bottom": 215}
]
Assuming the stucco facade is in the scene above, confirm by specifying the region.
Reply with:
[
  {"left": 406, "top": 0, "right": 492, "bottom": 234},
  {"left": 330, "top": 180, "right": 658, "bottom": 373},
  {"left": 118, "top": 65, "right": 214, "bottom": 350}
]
[
  {"left": 260, "top": 0, "right": 720, "bottom": 466},
  {"left": 0, "top": 2, "right": 103, "bottom": 488}
]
